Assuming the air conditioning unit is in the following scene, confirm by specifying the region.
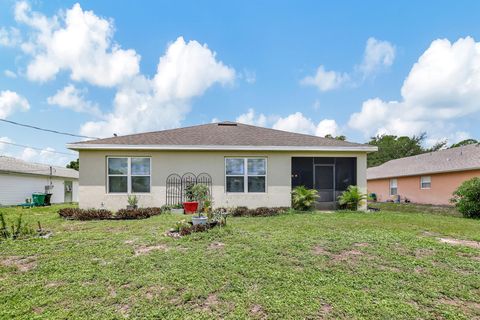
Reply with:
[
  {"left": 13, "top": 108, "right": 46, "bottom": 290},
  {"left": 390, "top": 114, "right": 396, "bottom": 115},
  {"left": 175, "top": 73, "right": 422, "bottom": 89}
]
[{"left": 45, "top": 185, "right": 54, "bottom": 193}]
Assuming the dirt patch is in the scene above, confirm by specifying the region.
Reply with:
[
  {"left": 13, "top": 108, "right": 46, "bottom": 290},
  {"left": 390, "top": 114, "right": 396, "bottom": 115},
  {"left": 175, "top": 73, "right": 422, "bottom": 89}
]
[
  {"left": 312, "top": 245, "right": 329, "bottom": 256},
  {"left": 1, "top": 256, "right": 37, "bottom": 272},
  {"left": 438, "top": 237, "right": 480, "bottom": 249},
  {"left": 353, "top": 242, "right": 370, "bottom": 247},
  {"left": 134, "top": 244, "right": 169, "bottom": 256},
  {"left": 199, "top": 294, "right": 219, "bottom": 312},
  {"left": 109, "top": 286, "right": 117, "bottom": 298},
  {"left": 32, "top": 307, "right": 44, "bottom": 314},
  {"left": 117, "top": 304, "right": 130, "bottom": 318},
  {"left": 437, "top": 298, "right": 480, "bottom": 314},
  {"left": 330, "top": 249, "right": 363, "bottom": 262},
  {"left": 250, "top": 304, "right": 267, "bottom": 319},
  {"left": 319, "top": 303, "right": 333, "bottom": 316},
  {"left": 124, "top": 239, "right": 136, "bottom": 245},
  {"left": 208, "top": 242, "right": 225, "bottom": 250},
  {"left": 45, "top": 281, "right": 65, "bottom": 288},
  {"left": 415, "top": 248, "right": 436, "bottom": 258},
  {"left": 143, "top": 285, "right": 165, "bottom": 300}
]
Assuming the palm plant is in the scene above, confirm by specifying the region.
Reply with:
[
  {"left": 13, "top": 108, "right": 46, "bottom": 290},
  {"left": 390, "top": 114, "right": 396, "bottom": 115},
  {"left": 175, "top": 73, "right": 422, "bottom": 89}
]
[
  {"left": 338, "top": 185, "right": 366, "bottom": 211},
  {"left": 291, "top": 186, "right": 319, "bottom": 211}
]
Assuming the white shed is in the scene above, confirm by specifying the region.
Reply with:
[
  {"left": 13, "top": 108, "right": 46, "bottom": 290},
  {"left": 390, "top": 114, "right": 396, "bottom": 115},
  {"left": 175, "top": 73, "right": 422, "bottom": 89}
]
[{"left": 0, "top": 156, "right": 79, "bottom": 206}]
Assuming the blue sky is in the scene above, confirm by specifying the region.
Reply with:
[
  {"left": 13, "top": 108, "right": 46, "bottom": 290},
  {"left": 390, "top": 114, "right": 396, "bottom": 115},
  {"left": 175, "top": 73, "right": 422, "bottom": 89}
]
[{"left": 1, "top": 0, "right": 480, "bottom": 165}]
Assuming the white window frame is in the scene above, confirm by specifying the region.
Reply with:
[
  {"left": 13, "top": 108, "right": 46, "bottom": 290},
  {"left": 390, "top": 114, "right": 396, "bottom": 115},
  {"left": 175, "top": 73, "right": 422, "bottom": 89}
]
[
  {"left": 420, "top": 176, "right": 431, "bottom": 189},
  {"left": 106, "top": 157, "right": 151, "bottom": 194},
  {"left": 389, "top": 178, "right": 398, "bottom": 196},
  {"left": 225, "top": 157, "right": 267, "bottom": 193}
]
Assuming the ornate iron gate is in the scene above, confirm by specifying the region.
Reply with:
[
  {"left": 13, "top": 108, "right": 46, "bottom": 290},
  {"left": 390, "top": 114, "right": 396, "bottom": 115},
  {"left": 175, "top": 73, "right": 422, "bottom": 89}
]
[{"left": 165, "top": 173, "right": 212, "bottom": 206}]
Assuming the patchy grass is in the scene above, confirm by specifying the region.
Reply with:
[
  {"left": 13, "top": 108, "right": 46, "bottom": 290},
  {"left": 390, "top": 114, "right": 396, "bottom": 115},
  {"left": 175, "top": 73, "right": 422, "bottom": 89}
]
[
  {"left": 369, "top": 202, "right": 461, "bottom": 217},
  {"left": 1, "top": 205, "right": 479, "bottom": 319}
]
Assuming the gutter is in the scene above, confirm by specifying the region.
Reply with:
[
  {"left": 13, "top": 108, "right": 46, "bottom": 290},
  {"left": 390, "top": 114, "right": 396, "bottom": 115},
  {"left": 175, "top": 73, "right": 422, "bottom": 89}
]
[{"left": 67, "top": 143, "right": 378, "bottom": 152}]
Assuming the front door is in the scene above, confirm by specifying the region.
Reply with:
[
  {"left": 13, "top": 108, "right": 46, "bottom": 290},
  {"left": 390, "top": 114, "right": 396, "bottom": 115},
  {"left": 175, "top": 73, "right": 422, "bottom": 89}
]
[
  {"left": 64, "top": 181, "right": 73, "bottom": 203},
  {"left": 314, "top": 165, "right": 334, "bottom": 203}
]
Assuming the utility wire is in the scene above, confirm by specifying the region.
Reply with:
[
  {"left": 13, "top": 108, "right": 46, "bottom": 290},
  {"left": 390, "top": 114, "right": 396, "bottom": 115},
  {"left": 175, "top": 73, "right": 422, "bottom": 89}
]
[
  {"left": 0, "top": 118, "right": 99, "bottom": 140},
  {"left": 0, "top": 140, "right": 77, "bottom": 157}
]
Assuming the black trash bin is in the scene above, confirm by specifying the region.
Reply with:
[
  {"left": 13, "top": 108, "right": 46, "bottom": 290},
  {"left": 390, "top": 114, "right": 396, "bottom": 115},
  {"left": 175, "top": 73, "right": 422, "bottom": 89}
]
[{"left": 44, "top": 193, "right": 52, "bottom": 206}]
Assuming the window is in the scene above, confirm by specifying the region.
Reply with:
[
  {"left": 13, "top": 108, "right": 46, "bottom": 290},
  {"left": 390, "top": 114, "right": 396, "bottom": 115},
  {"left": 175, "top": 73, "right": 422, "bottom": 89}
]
[
  {"left": 390, "top": 178, "right": 398, "bottom": 196},
  {"left": 107, "top": 157, "right": 151, "bottom": 193},
  {"left": 225, "top": 158, "right": 266, "bottom": 193},
  {"left": 420, "top": 176, "right": 431, "bottom": 189}
]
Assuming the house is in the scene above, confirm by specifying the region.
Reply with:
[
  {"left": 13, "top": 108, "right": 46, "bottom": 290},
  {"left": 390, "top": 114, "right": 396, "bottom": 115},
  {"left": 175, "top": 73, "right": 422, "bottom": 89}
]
[
  {"left": 0, "top": 156, "right": 79, "bottom": 206},
  {"left": 367, "top": 144, "right": 480, "bottom": 205},
  {"left": 67, "top": 122, "right": 377, "bottom": 211}
]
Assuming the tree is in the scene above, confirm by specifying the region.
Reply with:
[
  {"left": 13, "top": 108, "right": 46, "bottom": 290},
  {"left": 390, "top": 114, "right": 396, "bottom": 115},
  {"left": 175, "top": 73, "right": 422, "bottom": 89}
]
[
  {"left": 66, "top": 158, "right": 79, "bottom": 171},
  {"left": 450, "top": 139, "right": 478, "bottom": 148},
  {"left": 324, "top": 134, "right": 346, "bottom": 141},
  {"left": 367, "top": 134, "right": 426, "bottom": 167}
]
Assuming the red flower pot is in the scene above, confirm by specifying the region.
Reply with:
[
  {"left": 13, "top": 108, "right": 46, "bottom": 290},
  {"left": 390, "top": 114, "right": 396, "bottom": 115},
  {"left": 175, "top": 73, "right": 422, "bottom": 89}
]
[{"left": 183, "top": 202, "right": 198, "bottom": 214}]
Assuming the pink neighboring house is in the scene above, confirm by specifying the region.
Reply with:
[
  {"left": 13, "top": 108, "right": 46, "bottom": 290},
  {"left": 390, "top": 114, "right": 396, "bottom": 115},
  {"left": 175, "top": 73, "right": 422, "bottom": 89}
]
[{"left": 367, "top": 144, "right": 480, "bottom": 205}]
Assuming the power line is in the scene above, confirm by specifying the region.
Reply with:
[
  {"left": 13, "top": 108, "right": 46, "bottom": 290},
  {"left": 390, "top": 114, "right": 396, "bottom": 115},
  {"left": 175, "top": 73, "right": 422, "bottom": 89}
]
[
  {"left": 0, "top": 140, "right": 77, "bottom": 157},
  {"left": 0, "top": 118, "right": 99, "bottom": 140}
]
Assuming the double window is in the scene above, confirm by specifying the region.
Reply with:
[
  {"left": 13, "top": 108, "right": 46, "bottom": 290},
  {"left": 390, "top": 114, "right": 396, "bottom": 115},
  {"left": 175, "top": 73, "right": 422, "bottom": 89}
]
[
  {"left": 225, "top": 158, "right": 267, "bottom": 193},
  {"left": 389, "top": 178, "right": 398, "bottom": 196},
  {"left": 420, "top": 176, "right": 431, "bottom": 189},
  {"left": 107, "top": 157, "right": 151, "bottom": 193}
]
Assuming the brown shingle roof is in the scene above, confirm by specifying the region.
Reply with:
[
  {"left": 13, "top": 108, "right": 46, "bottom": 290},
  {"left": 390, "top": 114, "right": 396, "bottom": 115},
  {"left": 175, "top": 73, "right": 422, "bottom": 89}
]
[
  {"left": 69, "top": 122, "right": 374, "bottom": 150},
  {"left": 367, "top": 144, "right": 480, "bottom": 180}
]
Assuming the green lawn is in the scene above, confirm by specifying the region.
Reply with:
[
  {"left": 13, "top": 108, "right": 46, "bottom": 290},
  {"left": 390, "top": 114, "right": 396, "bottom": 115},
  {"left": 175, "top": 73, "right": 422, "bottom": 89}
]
[{"left": 1, "top": 205, "right": 479, "bottom": 319}]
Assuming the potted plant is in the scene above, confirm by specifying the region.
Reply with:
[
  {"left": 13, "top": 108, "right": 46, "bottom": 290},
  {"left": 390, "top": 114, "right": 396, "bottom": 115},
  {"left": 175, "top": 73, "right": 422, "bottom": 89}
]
[
  {"left": 190, "top": 184, "right": 210, "bottom": 225},
  {"left": 183, "top": 184, "right": 198, "bottom": 214},
  {"left": 171, "top": 204, "right": 184, "bottom": 214},
  {"left": 127, "top": 195, "right": 138, "bottom": 210}
]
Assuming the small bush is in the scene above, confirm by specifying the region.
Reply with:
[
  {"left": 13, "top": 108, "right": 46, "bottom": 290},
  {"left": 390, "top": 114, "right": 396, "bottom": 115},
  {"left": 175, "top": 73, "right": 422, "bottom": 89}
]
[
  {"left": 229, "top": 206, "right": 289, "bottom": 217},
  {"left": 58, "top": 208, "right": 113, "bottom": 220},
  {"left": 1, "top": 213, "right": 37, "bottom": 240},
  {"left": 291, "top": 186, "right": 319, "bottom": 211},
  {"left": 115, "top": 207, "right": 162, "bottom": 220},
  {"left": 338, "top": 185, "right": 367, "bottom": 211},
  {"left": 451, "top": 177, "right": 480, "bottom": 218}
]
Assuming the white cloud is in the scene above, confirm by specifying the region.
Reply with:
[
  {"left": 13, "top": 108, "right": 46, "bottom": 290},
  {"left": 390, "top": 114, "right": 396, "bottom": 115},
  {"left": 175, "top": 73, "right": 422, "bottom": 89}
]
[
  {"left": 236, "top": 108, "right": 267, "bottom": 127},
  {"left": 272, "top": 112, "right": 340, "bottom": 138},
  {"left": 301, "top": 65, "right": 349, "bottom": 92},
  {"left": 0, "top": 27, "right": 21, "bottom": 47},
  {"left": 15, "top": 2, "right": 140, "bottom": 87},
  {"left": 357, "top": 37, "right": 396, "bottom": 77},
  {"left": 348, "top": 37, "right": 480, "bottom": 144},
  {"left": 4, "top": 70, "right": 17, "bottom": 78},
  {"left": 0, "top": 137, "right": 13, "bottom": 150},
  {"left": 273, "top": 112, "right": 316, "bottom": 134},
  {"left": 17, "top": 146, "right": 71, "bottom": 166},
  {"left": 80, "top": 37, "right": 235, "bottom": 138},
  {"left": 0, "top": 90, "right": 30, "bottom": 119},
  {"left": 315, "top": 119, "right": 339, "bottom": 137},
  {"left": 47, "top": 84, "right": 102, "bottom": 117}
]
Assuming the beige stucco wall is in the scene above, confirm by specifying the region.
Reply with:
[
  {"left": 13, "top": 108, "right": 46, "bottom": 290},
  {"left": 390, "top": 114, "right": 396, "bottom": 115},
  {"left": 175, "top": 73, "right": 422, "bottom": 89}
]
[
  {"left": 79, "top": 150, "right": 368, "bottom": 211},
  {"left": 367, "top": 169, "right": 480, "bottom": 205}
]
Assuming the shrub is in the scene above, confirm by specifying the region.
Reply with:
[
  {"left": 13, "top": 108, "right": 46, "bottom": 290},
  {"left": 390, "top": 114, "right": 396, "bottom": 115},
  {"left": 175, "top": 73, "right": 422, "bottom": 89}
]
[
  {"left": 0, "top": 213, "right": 36, "bottom": 240},
  {"left": 58, "top": 208, "right": 113, "bottom": 220},
  {"left": 451, "top": 177, "right": 480, "bottom": 218},
  {"left": 115, "top": 207, "right": 162, "bottom": 220},
  {"left": 338, "top": 185, "right": 367, "bottom": 211},
  {"left": 229, "top": 206, "right": 289, "bottom": 217},
  {"left": 291, "top": 186, "right": 318, "bottom": 211}
]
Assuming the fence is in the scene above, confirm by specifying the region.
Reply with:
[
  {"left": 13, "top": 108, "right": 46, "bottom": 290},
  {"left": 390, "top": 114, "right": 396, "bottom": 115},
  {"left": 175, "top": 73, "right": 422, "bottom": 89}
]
[{"left": 165, "top": 172, "right": 212, "bottom": 206}]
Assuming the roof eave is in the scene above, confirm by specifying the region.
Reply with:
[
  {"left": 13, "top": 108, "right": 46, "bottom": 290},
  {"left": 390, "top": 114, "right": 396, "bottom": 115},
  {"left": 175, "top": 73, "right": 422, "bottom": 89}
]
[
  {"left": 67, "top": 143, "right": 378, "bottom": 152},
  {"left": 367, "top": 166, "right": 480, "bottom": 180}
]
